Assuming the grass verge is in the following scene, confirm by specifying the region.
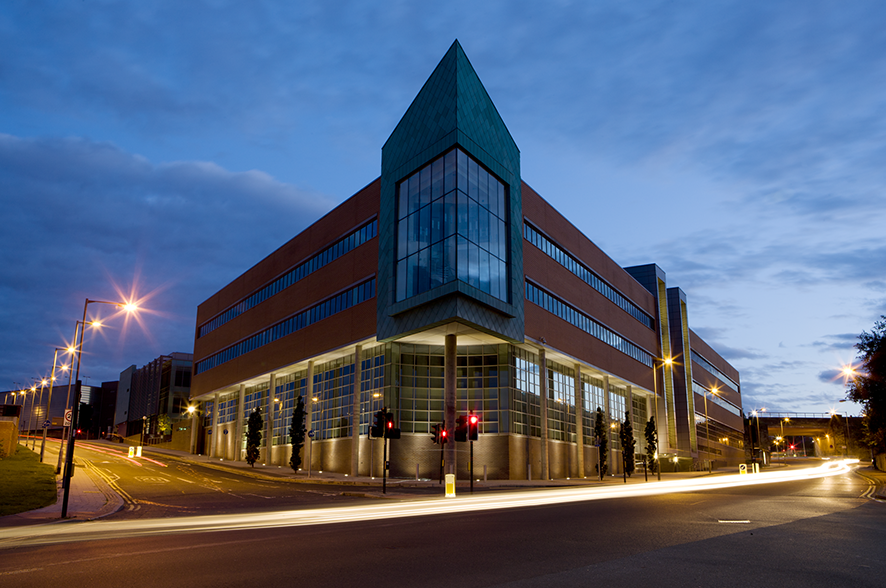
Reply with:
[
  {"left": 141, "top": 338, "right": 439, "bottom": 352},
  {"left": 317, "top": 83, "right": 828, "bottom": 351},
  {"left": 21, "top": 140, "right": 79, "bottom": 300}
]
[{"left": 0, "top": 444, "right": 58, "bottom": 516}]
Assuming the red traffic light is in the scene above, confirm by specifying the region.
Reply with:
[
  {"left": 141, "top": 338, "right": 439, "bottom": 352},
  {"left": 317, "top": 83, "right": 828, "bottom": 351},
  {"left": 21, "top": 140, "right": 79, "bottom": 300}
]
[
  {"left": 469, "top": 415, "right": 479, "bottom": 425},
  {"left": 387, "top": 420, "right": 393, "bottom": 429}
]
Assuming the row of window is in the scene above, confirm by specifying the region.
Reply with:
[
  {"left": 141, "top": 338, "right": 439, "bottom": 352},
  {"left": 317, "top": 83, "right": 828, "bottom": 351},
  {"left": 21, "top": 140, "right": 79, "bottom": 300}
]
[
  {"left": 198, "top": 220, "right": 378, "bottom": 338},
  {"left": 523, "top": 222, "right": 654, "bottom": 329},
  {"left": 525, "top": 281, "right": 654, "bottom": 368},
  {"left": 195, "top": 278, "right": 375, "bottom": 374},
  {"left": 690, "top": 350, "right": 739, "bottom": 393},
  {"left": 692, "top": 381, "right": 741, "bottom": 416},
  {"left": 396, "top": 235, "right": 509, "bottom": 302}
]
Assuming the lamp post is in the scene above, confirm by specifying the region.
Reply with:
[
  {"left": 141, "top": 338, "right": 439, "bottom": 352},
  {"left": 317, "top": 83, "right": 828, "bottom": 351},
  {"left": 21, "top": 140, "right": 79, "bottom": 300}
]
[
  {"left": 40, "top": 349, "right": 67, "bottom": 463},
  {"left": 32, "top": 380, "right": 49, "bottom": 450},
  {"left": 61, "top": 297, "right": 138, "bottom": 519},
  {"left": 26, "top": 384, "right": 38, "bottom": 448},
  {"left": 702, "top": 386, "right": 719, "bottom": 470},
  {"left": 651, "top": 357, "right": 672, "bottom": 480},
  {"left": 780, "top": 418, "right": 790, "bottom": 461}
]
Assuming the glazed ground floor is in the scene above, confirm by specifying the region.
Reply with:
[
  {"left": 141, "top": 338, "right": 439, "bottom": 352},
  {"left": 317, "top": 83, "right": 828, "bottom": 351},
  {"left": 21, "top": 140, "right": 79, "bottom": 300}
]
[{"left": 189, "top": 334, "right": 744, "bottom": 480}]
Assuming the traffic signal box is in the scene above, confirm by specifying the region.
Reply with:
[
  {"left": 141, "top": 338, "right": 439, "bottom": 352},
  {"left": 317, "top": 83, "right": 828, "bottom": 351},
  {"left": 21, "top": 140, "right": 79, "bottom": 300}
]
[
  {"left": 431, "top": 423, "right": 449, "bottom": 444},
  {"left": 454, "top": 415, "right": 468, "bottom": 442},
  {"left": 371, "top": 409, "right": 401, "bottom": 439},
  {"left": 384, "top": 411, "right": 400, "bottom": 439},
  {"left": 371, "top": 410, "right": 385, "bottom": 438},
  {"left": 454, "top": 413, "right": 480, "bottom": 442}
]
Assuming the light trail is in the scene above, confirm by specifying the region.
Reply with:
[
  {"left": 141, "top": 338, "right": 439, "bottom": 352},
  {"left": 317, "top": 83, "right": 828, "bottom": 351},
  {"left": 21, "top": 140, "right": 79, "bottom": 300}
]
[{"left": 0, "top": 460, "right": 857, "bottom": 549}]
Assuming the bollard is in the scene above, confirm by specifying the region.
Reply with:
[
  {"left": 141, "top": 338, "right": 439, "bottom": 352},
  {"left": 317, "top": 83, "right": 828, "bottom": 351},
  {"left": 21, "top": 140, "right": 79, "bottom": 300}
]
[
  {"left": 416, "top": 463, "right": 419, "bottom": 481},
  {"left": 445, "top": 473, "right": 456, "bottom": 497},
  {"left": 528, "top": 463, "right": 532, "bottom": 481},
  {"left": 483, "top": 464, "right": 487, "bottom": 482}
]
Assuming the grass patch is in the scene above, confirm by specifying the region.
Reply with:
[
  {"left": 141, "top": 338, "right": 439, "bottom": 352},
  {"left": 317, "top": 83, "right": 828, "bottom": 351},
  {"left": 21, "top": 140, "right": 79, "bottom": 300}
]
[{"left": 0, "top": 444, "right": 58, "bottom": 516}]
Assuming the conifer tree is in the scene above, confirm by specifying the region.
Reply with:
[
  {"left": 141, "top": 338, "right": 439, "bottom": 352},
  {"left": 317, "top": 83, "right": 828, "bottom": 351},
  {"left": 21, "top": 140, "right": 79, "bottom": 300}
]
[
  {"left": 645, "top": 416, "right": 658, "bottom": 473},
  {"left": 245, "top": 408, "right": 263, "bottom": 467},
  {"left": 593, "top": 407, "right": 608, "bottom": 476},
  {"left": 289, "top": 396, "right": 306, "bottom": 472},
  {"left": 621, "top": 411, "right": 635, "bottom": 477}
]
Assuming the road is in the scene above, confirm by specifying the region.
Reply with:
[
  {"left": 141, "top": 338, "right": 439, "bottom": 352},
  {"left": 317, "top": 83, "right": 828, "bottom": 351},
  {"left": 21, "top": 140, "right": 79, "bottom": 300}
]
[
  {"left": 1, "top": 455, "right": 883, "bottom": 587},
  {"left": 37, "top": 439, "right": 439, "bottom": 519}
]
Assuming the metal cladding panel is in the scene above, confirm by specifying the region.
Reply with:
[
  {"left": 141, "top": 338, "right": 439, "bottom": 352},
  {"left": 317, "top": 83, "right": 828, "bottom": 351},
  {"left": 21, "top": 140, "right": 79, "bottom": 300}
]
[{"left": 378, "top": 40, "right": 524, "bottom": 342}]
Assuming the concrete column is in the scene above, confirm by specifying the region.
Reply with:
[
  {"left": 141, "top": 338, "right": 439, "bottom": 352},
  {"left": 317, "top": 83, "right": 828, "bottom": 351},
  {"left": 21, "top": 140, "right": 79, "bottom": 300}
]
[
  {"left": 444, "top": 334, "right": 457, "bottom": 476},
  {"left": 603, "top": 376, "right": 612, "bottom": 475},
  {"left": 351, "top": 345, "right": 362, "bottom": 478},
  {"left": 305, "top": 361, "right": 315, "bottom": 472},
  {"left": 539, "top": 347, "right": 549, "bottom": 480},
  {"left": 574, "top": 364, "right": 584, "bottom": 478},
  {"left": 266, "top": 373, "right": 276, "bottom": 464},
  {"left": 210, "top": 392, "right": 220, "bottom": 458},
  {"left": 235, "top": 384, "right": 246, "bottom": 461}
]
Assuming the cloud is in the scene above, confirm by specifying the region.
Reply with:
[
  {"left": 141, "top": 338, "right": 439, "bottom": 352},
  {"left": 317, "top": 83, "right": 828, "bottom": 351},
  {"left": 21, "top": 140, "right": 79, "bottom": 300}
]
[
  {"left": 0, "top": 133, "right": 333, "bottom": 385},
  {"left": 818, "top": 369, "right": 848, "bottom": 385},
  {"left": 809, "top": 332, "right": 859, "bottom": 351}
]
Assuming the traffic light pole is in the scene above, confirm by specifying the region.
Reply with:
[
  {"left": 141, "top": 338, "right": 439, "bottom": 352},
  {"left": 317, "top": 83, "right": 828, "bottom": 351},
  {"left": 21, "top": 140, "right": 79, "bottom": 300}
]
[
  {"left": 470, "top": 439, "right": 474, "bottom": 494},
  {"left": 382, "top": 435, "right": 388, "bottom": 494}
]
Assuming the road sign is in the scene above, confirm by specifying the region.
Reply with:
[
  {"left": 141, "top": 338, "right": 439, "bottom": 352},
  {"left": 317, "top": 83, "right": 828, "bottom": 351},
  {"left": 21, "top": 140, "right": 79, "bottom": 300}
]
[
  {"left": 63, "top": 409, "right": 73, "bottom": 426},
  {"left": 739, "top": 464, "right": 747, "bottom": 475},
  {"left": 42, "top": 420, "right": 51, "bottom": 428}
]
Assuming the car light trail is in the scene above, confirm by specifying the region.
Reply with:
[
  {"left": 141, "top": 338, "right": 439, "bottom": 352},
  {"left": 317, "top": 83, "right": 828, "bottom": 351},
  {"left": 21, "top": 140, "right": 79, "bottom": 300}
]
[{"left": 0, "top": 460, "right": 857, "bottom": 549}]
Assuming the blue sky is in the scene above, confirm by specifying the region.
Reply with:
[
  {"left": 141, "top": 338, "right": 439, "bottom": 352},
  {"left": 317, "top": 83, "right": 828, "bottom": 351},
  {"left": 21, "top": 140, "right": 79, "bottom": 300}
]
[{"left": 2, "top": 1, "right": 883, "bottom": 416}]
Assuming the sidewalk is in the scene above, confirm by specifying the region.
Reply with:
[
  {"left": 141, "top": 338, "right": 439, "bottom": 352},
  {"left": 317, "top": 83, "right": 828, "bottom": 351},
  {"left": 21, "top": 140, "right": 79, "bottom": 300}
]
[
  {"left": 854, "top": 465, "right": 886, "bottom": 501},
  {"left": 0, "top": 444, "right": 124, "bottom": 528},
  {"left": 138, "top": 442, "right": 736, "bottom": 490}
]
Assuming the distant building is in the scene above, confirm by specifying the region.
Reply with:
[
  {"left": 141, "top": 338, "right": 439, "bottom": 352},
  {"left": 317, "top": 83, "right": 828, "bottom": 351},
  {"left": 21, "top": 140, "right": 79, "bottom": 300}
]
[
  {"left": 189, "top": 41, "right": 744, "bottom": 479},
  {"left": 115, "top": 353, "right": 193, "bottom": 438}
]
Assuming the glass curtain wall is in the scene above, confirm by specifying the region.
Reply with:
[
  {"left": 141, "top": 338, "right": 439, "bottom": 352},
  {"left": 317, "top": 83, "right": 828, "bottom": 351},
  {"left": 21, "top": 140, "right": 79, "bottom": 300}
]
[{"left": 395, "top": 148, "right": 509, "bottom": 303}]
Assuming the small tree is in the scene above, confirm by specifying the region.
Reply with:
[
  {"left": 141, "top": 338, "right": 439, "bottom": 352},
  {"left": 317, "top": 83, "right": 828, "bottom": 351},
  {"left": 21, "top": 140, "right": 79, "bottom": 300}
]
[
  {"left": 593, "top": 407, "right": 608, "bottom": 476},
  {"left": 157, "top": 414, "right": 171, "bottom": 436},
  {"left": 245, "top": 408, "right": 263, "bottom": 467},
  {"left": 289, "top": 396, "right": 306, "bottom": 472},
  {"left": 620, "top": 411, "right": 635, "bottom": 477},
  {"left": 645, "top": 416, "right": 658, "bottom": 473}
]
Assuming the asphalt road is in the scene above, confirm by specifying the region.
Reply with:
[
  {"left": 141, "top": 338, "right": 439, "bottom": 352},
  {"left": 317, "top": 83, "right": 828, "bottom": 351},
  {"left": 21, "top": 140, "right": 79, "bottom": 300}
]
[
  {"left": 0, "top": 459, "right": 883, "bottom": 587},
  {"left": 65, "top": 441, "right": 442, "bottom": 518}
]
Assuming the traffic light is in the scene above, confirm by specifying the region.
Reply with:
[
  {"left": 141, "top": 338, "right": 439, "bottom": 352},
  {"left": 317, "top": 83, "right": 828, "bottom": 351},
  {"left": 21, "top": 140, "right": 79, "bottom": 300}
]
[
  {"left": 468, "top": 413, "right": 479, "bottom": 441},
  {"left": 455, "top": 415, "right": 468, "bottom": 442},
  {"left": 440, "top": 427, "right": 448, "bottom": 444},
  {"left": 384, "top": 411, "right": 400, "bottom": 439},
  {"left": 431, "top": 423, "right": 440, "bottom": 444},
  {"left": 371, "top": 409, "right": 385, "bottom": 438}
]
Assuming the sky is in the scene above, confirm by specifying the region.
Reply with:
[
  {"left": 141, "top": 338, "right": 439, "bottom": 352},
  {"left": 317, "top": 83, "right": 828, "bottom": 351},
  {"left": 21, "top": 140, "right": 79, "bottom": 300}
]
[{"left": 2, "top": 1, "right": 883, "bottom": 416}]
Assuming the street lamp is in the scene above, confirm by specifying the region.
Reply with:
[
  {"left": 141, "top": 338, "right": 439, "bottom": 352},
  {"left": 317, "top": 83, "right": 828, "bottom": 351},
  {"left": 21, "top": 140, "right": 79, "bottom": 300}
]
[
  {"left": 39, "top": 349, "right": 67, "bottom": 463},
  {"left": 780, "top": 417, "right": 790, "bottom": 461},
  {"left": 651, "top": 356, "right": 673, "bottom": 480},
  {"left": 702, "top": 386, "right": 719, "bottom": 469},
  {"left": 61, "top": 297, "right": 139, "bottom": 519}
]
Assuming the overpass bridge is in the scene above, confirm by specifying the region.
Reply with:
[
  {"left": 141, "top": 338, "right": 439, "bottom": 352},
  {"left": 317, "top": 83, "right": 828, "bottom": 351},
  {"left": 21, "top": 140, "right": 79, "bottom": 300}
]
[{"left": 748, "top": 412, "right": 862, "bottom": 458}]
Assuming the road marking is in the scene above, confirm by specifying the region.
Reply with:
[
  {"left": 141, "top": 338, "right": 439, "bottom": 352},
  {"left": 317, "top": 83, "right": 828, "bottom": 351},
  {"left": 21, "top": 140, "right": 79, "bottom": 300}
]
[
  {"left": 134, "top": 476, "right": 170, "bottom": 484},
  {"left": 717, "top": 520, "right": 751, "bottom": 524}
]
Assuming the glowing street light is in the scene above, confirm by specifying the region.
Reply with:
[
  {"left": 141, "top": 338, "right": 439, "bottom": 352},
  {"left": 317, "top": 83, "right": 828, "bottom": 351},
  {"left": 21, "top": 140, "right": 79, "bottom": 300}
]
[
  {"left": 702, "top": 386, "right": 720, "bottom": 467},
  {"left": 61, "top": 297, "right": 140, "bottom": 519},
  {"left": 651, "top": 356, "right": 673, "bottom": 481}
]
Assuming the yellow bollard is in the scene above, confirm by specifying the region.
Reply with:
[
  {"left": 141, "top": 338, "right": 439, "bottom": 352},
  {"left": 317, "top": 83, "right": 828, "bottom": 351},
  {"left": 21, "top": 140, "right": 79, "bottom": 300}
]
[{"left": 445, "top": 473, "right": 456, "bottom": 498}]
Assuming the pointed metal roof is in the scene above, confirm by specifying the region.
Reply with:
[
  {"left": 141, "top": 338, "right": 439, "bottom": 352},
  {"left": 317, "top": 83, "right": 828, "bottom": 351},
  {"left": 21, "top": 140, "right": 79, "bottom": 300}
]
[{"left": 382, "top": 40, "right": 519, "bottom": 179}]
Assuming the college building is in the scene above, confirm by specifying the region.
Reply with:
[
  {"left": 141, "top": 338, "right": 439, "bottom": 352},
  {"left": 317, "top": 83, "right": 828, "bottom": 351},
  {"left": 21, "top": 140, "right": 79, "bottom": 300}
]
[{"left": 188, "top": 41, "right": 744, "bottom": 480}]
